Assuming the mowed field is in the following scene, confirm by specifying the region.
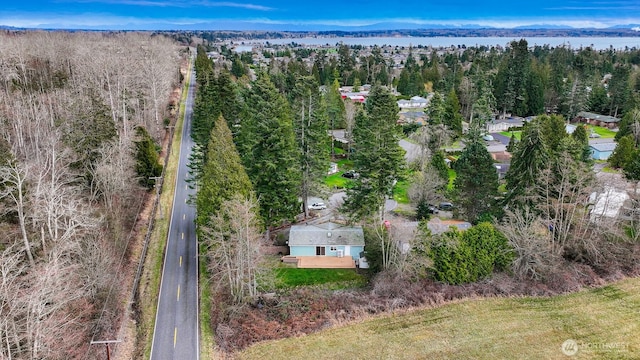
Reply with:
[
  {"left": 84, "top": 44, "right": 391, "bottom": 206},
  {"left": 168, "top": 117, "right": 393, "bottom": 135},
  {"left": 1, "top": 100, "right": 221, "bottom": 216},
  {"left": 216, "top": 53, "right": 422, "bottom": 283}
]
[{"left": 237, "top": 277, "right": 640, "bottom": 360}]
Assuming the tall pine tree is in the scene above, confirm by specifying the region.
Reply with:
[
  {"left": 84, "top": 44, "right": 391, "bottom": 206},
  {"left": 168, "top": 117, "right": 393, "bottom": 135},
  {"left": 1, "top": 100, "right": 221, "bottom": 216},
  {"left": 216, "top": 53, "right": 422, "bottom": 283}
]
[
  {"left": 196, "top": 115, "right": 253, "bottom": 229},
  {"left": 453, "top": 128, "right": 499, "bottom": 223},
  {"left": 291, "top": 76, "right": 330, "bottom": 217},
  {"left": 238, "top": 73, "right": 301, "bottom": 226},
  {"left": 343, "top": 85, "right": 406, "bottom": 221}
]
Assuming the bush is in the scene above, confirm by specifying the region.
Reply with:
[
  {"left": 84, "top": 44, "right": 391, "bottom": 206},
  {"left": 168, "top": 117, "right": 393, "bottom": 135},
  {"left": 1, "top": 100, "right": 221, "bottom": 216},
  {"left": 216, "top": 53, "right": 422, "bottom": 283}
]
[{"left": 428, "top": 223, "right": 513, "bottom": 284}]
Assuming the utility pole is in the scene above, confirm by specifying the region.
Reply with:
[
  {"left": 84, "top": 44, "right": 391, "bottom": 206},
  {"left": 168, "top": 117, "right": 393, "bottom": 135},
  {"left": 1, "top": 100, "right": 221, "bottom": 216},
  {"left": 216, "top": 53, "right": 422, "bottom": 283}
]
[{"left": 90, "top": 340, "right": 121, "bottom": 360}]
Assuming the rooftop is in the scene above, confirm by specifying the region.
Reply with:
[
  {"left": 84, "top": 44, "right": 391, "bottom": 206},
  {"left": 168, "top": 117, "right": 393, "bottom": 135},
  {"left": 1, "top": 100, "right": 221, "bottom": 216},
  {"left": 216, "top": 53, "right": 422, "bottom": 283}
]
[
  {"left": 577, "top": 111, "right": 620, "bottom": 123},
  {"left": 289, "top": 222, "right": 364, "bottom": 246}
]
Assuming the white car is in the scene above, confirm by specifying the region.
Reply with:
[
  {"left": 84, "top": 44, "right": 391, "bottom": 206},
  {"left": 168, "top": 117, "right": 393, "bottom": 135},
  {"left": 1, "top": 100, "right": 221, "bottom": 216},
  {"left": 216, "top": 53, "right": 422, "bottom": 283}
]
[{"left": 308, "top": 202, "right": 327, "bottom": 210}]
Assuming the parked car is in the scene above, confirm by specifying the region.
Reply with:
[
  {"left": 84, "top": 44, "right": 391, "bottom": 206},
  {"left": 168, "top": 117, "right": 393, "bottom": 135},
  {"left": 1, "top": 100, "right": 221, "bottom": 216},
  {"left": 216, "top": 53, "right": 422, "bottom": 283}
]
[
  {"left": 341, "top": 170, "right": 359, "bottom": 179},
  {"left": 428, "top": 205, "right": 439, "bottom": 214},
  {"left": 482, "top": 134, "right": 495, "bottom": 141},
  {"left": 589, "top": 132, "right": 601, "bottom": 138},
  {"left": 308, "top": 202, "right": 327, "bottom": 210},
  {"left": 439, "top": 202, "right": 454, "bottom": 211}
]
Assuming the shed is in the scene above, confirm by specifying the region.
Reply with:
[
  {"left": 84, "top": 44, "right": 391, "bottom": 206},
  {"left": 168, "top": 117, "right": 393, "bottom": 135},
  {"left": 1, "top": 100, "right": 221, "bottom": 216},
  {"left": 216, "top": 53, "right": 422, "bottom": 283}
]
[
  {"left": 589, "top": 142, "right": 617, "bottom": 160},
  {"left": 288, "top": 222, "right": 364, "bottom": 261}
]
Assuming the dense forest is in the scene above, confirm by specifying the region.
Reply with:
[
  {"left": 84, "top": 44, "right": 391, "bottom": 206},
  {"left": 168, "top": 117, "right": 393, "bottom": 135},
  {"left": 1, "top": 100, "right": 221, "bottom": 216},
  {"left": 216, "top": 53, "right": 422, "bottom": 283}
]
[
  {"left": 0, "top": 31, "right": 181, "bottom": 359},
  {"left": 191, "top": 38, "right": 640, "bottom": 355}
]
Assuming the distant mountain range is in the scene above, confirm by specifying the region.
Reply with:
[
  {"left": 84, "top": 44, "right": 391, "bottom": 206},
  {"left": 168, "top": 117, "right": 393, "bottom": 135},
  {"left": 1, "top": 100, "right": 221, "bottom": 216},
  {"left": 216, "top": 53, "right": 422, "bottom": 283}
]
[{"left": 2, "top": 21, "right": 640, "bottom": 34}]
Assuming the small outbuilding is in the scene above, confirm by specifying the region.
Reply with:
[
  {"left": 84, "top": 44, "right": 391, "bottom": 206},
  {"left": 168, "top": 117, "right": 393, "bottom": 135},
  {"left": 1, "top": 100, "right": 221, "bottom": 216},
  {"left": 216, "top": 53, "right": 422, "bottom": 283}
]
[{"left": 589, "top": 142, "right": 617, "bottom": 160}]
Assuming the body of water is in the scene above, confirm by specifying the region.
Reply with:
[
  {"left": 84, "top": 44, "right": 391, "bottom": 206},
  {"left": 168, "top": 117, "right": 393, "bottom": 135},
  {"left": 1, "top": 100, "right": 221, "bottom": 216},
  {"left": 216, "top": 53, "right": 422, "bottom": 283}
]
[{"left": 258, "top": 36, "right": 640, "bottom": 50}]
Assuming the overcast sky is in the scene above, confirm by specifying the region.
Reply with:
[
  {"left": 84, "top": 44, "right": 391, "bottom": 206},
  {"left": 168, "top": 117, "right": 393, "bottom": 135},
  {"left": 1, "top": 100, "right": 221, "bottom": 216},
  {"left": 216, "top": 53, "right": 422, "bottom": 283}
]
[{"left": 2, "top": 0, "right": 640, "bottom": 30}]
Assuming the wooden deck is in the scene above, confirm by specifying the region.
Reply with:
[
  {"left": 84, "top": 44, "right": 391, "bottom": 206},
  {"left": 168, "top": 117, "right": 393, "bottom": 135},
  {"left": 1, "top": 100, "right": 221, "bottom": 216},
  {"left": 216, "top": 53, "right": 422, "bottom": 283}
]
[{"left": 282, "top": 256, "right": 356, "bottom": 269}]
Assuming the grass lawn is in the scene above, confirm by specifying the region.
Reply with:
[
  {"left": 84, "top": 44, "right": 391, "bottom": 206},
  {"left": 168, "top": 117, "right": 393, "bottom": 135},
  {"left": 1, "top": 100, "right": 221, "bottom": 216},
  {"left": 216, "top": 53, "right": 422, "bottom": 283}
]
[
  {"left": 393, "top": 179, "right": 410, "bottom": 204},
  {"left": 447, "top": 168, "right": 456, "bottom": 191},
  {"left": 324, "top": 159, "right": 354, "bottom": 189},
  {"left": 239, "top": 277, "right": 640, "bottom": 359},
  {"left": 500, "top": 131, "right": 522, "bottom": 140},
  {"left": 589, "top": 126, "right": 617, "bottom": 139},
  {"left": 272, "top": 268, "right": 367, "bottom": 289},
  {"left": 601, "top": 166, "right": 620, "bottom": 174}
]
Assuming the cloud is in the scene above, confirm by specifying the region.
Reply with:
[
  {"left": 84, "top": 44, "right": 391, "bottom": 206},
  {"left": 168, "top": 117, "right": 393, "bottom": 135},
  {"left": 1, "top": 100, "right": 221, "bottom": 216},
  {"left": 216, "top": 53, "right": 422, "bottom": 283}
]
[{"left": 57, "top": 0, "right": 274, "bottom": 11}]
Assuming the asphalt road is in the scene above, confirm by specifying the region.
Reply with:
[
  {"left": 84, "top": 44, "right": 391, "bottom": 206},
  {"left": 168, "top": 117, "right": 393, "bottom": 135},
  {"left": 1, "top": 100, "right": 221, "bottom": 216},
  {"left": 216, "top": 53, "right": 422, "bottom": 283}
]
[{"left": 150, "top": 60, "right": 199, "bottom": 360}]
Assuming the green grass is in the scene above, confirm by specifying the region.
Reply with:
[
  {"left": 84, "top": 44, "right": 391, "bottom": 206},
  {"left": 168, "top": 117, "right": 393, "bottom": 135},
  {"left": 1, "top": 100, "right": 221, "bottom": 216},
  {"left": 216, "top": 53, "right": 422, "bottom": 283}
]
[
  {"left": 324, "top": 159, "right": 355, "bottom": 189},
  {"left": 589, "top": 126, "right": 617, "bottom": 139},
  {"left": 238, "top": 276, "right": 640, "bottom": 360},
  {"left": 447, "top": 168, "right": 456, "bottom": 191},
  {"left": 273, "top": 268, "right": 367, "bottom": 289},
  {"left": 393, "top": 179, "right": 410, "bottom": 204},
  {"left": 601, "top": 166, "right": 620, "bottom": 174},
  {"left": 500, "top": 131, "right": 522, "bottom": 140}
]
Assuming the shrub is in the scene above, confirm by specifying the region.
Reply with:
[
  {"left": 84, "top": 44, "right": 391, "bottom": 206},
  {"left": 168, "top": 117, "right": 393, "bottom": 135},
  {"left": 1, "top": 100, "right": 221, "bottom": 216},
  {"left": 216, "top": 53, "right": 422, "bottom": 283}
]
[{"left": 428, "top": 222, "right": 513, "bottom": 284}]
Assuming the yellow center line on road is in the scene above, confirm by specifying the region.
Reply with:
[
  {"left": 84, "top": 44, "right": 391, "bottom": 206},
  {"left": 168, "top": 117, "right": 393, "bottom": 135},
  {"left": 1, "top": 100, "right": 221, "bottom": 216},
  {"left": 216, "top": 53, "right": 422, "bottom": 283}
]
[
  {"left": 174, "top": 327, "right": 177, "bottom": 348},
  {"left": 177, "top": 285, "right": 180, "bottom": 301}
]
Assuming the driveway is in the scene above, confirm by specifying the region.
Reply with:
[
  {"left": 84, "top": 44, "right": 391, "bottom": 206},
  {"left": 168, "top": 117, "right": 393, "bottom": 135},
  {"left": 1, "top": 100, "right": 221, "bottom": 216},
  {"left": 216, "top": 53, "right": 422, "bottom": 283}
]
[
  {"left": 328, "top": 191, "right": 397, "bottom": 213},
  {"left": 490, "top": 132, "right": 512, "bottom": 145}
]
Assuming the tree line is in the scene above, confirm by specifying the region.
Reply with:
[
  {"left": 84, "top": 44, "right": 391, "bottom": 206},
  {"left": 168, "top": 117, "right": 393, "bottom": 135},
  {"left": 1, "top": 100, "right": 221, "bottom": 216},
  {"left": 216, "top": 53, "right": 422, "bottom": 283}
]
[{"left": 0, "top": 31, "right": 181, "bottom": 359}]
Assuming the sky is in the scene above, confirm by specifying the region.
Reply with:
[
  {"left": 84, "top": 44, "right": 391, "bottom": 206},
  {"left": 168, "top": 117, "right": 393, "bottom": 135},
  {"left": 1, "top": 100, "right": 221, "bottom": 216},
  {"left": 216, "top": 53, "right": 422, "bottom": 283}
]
[{"left": 1, "top": 0, "right": 640, "bottom": 30}]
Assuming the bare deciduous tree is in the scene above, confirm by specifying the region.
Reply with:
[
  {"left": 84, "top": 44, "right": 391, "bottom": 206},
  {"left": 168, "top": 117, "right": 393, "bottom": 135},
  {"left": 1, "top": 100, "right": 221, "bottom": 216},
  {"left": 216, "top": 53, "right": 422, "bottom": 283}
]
[{"left": 203, "top": 195, "right": 264, "bottom": 305}]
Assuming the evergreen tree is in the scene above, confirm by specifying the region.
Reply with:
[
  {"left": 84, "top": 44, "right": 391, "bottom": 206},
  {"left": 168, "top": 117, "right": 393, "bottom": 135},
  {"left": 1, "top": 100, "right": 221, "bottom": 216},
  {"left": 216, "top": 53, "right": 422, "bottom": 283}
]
[
  {"left": 326, "top": 78, "right": 346, "bottom": 130},
  {"left": 571, "top": 124, "right": 593, "bottom": 163},
  {"left": 133, "top": 126, "right": 163, "bottom": 190},
  {"left": 231, "top": 55, "right": 246, "bottom": 78},
  {"left": 291, "top": 76, "right": 330, "bottom": 217},
  {"left": 624, "top": 149, "right": 640, "bottom": 181},
  {"left": 196, "top": 115, "right": 253, "bottom": 229},
  {"left": 527, "top": 64, "right": 545, "bottom": 115},
  {"left": 453, "top": 129, "right": 499, "bottom": 223},
  {"left": 609, "top": 135, "right": 635, "bottom": 169},
  {"left": 444, "top": 88, "right": 464, "bottom": 136},
  {"left": 238, "top": 73, "right": 301, "bottom": 226},
  {"left": 427, "top": 92, "right": 446, "bottom": 125},
  {"left": 615, "top": 108, "right": 640, "bottom": 145},
  {"left": 541, "top": 114, "right": 568, "bottom": 155},
  {"left": 216, "top": 69, "right": 243, "bottom": 132},
  {"left": 431, "top": 151, "right": 450, "bottom": 183},
  {"left": 505, "top": 120, "right": 548, "bottom": 204},
  {"left": 494, "top": 39, "right": 531, "bottom": 117},
  {"left": 343, "top": 85, "right": 406, "bottom": 221},
  {"left": 506, "top": 133, "right": 518, "bottom": 153}
]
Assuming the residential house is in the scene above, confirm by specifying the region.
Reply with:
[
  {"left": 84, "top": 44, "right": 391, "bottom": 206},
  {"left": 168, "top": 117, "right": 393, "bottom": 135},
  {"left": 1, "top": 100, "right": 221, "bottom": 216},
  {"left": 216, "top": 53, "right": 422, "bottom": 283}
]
[
  {"left": 287, "top": 222, "right": 365, "bottom": 268},
  {"left": 575, "top": 111, "right": 621, "bottom": 129},
  {"left": 486, "top": 117, "right": 526, "bottom": 132},
  {"left": 398, "top": 111, "right": 427, "bottom": 124},
  {"left": 397, "top": 96, "right": 429, "bottom": 109},
  {"left": 590, "top": 142, "right": 617, "bottom": 160}
]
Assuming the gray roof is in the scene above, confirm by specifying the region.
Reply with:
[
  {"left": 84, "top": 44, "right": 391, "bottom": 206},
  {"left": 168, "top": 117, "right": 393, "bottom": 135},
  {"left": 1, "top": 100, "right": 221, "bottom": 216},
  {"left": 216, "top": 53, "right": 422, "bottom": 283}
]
[
  {"left": 590, "top": 142, "right": 617, "bottom": 152},
  {"left": 577, "top": 111, "right": 620, "bottom": 123},
  {"left": 289, "top": 222, "right": 364, "bottom": 246}
]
